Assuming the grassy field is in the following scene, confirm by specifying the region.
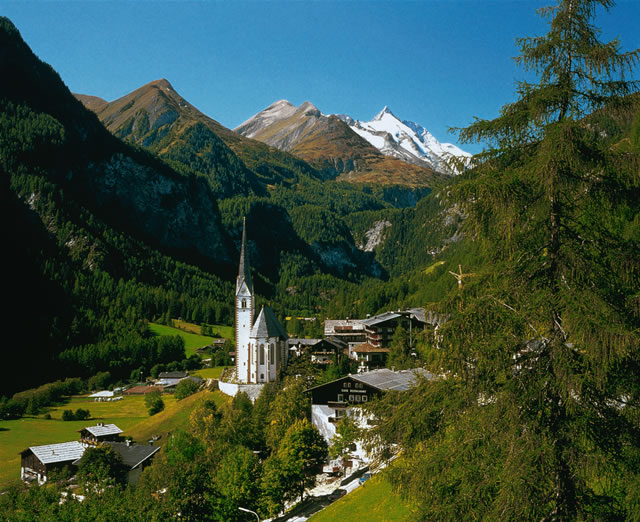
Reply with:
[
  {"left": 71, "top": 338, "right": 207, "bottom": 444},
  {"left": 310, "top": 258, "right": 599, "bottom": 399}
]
[
  {"left": 193, "top": 367, "right": 227, "bottom": 380},
  {"left": 310, "top": 474, "right": 417, "bottom": 522},
  {"left": 173, "top": 319, "right": 234, "bottom": 341},
  {"left": 0, "top": 389, "right": 229, "bottom": 489},
  {"left": 148, "top": 322, "right": 215, "bottom": 358}
]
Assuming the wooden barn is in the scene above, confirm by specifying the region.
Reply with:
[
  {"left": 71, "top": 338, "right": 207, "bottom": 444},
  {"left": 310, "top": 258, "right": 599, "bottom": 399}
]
[{"left": 20, "top": 441, "right": 86, "bottom": 484}]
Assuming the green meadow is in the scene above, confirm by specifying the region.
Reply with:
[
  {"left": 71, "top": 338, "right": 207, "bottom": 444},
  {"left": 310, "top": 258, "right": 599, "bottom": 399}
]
[
  {"left": 310, "top": 475, "right": 417, "bottom": 522},
  {"left": 148, "top": 322, "right": 215, "bottom": 358},
  {"left": 0, "top": 389, "right": 229, "bottom": 489}
]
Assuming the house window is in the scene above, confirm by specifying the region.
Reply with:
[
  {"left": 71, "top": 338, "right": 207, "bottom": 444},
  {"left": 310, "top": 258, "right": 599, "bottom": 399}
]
[
  {"left": 337, "top": 394, "right": 344, "bottom": 403},
  {"left": 355, "top": 395, "right": 361, "bottom": 402},
  {"left": 349, "top": 395, "right": 354, "bottom": 402},
  {"left": 260, "top": 344, "right": 264, "bottom": 365},
  {"left": 362, "top": 395, "right": 368, "bottom": 402}
]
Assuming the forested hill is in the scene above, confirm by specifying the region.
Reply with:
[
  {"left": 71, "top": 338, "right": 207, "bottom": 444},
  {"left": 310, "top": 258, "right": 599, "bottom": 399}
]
[
  {"left": 0, "top": 16, "right": 241, "bottom": 396},
  {"left": 0, "top": 17, "right": 232, "bottom": 268}
]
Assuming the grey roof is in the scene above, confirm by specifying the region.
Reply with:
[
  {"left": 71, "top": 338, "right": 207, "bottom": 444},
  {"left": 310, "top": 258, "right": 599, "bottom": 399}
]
[
  {"left": 158, "top": 371, "right": 188, "bottom": 379},
  {"left": 236, "top": 217, "right": 253, "bottom": 294},
  {"left": 324, "top": 319, "right": 365, "bottom": 335},
  {"left": 81, "top": 423, "right": 123, "bottom": 437},
  {"left": 103, "top": 442, "right": 161, "bottom": 469},
  {"left": 359, "top": 311, "right": 402, "bottom": 327},
  {"left": 287, "top": 338, "right": 323, "bottom": 347},
  {"left": 251, "top": 305, "right": 288, "bottom": 339},
  {"left": 88, "top": 390, "right": 114, "bottom": 398},
  {"left": 352, "top": 368, "right": 432, "bottom": 391},
  {"left": 24, "top": 441, "right": 86, "bottom": 465}
]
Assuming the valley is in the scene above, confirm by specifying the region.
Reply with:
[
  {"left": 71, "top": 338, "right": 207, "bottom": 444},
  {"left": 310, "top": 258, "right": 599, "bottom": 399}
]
[{"left": 1, "top": 0, "right": 640, "bottom": 519}]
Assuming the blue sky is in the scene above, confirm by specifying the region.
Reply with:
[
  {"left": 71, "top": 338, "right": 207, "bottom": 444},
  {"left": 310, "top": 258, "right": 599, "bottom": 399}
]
[{"left": 3, "top": 0, "right": 639, "bottom": 154}]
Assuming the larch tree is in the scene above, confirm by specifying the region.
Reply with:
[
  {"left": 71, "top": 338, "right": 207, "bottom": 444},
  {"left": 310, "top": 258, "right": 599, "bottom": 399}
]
[{"left": 365, "top": 1, "right": 640, "bottom": 519}]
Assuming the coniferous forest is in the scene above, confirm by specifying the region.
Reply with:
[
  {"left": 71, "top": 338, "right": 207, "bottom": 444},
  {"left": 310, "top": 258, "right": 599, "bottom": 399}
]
[{"left": 1, "top": 0, "right": 640, "bottom": 519}]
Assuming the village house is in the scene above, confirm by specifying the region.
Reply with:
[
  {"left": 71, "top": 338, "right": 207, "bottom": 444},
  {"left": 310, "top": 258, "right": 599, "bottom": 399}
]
[
  {"left": 287, "top": 337, "right": 347, "bottom": 365},
  {"left": 307, "top": 368, "right": 432, "bottom": 444},
  {"left": 20, "top": 441, "right": 86, "bottom": 484},
  {"left": 78, "top": 423, "right": 123, "bottom": 445},
  {"left": 324, "top": 319, "right": 366, "bottom": 351},
  {"left": 20, "top": 422, "right": 159, "bottom": 485},
  {"left": 358, "top": 308, "right": 428, "bottom": 348},
  {"left": 73, "top": 441, "right": 160, "bottom": 485},
  {"left": 351, "top": 342, "right": 390, "bottom": 370}
]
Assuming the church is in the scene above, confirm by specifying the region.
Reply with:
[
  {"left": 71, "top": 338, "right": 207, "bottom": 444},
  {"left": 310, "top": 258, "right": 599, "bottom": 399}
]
[{"left": 233, "top": 218, "right": 288, "bottom": 384}]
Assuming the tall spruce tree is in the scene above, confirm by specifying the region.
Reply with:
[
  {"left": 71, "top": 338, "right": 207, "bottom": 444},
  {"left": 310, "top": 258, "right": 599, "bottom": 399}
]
[{"left": 366, "top": 1, "right": 640, "bottom": 519}]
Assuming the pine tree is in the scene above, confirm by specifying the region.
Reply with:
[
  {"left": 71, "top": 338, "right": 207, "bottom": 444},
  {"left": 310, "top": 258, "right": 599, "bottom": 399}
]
[{"left": 367, "top": 1, "right": 640, "bottom": 519}]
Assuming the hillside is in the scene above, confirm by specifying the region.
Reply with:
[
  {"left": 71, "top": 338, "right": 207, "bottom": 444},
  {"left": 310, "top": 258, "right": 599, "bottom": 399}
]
[
  {"left": 0, "top": 17, "right": 241, "bottom": 395},
  {"left": 75, "top": 80, "right": 324, "bottom": 198},
  {"left": 236, "top": 99, "right": 447, "bottom": 186},
  {"left": 0, "top": 20, "right": 232, "bottom": 268}
]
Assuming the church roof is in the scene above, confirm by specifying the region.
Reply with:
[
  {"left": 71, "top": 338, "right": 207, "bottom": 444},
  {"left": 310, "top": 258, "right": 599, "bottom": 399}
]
[
  {"left": 251, "top": 305, "right": 288, "bottom": 340},
  {"left": 236, "top": 217, "right": 253, "bottom": 294}
]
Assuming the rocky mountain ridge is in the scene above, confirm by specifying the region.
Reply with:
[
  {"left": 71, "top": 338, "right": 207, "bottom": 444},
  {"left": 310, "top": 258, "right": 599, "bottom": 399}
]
[
  {"left": 337, "top": 106, "right": 471, "bottom": 175},
  {"left": 235, "top": 99, "right": 446, "bottom": 186}
]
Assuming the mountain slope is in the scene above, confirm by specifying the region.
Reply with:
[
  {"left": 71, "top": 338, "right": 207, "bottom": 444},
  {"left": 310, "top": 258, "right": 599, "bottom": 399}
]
[
  {"left": 77, "top": 81, "right": 323, "bottom": 197},
  {"left": 235, "top": 100, "right": 447, "bottom": 186},
  {"left": 0, "top": 17, "right": 232, "bottom": 267},
  {"left": 337, "top": 107, "right": 471, "bottom": 175}
]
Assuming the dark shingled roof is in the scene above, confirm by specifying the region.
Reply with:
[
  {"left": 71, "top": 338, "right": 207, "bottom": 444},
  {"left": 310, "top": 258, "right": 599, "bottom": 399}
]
[
  {"left": 251, "top": 305, "right": 288, "bottom": 339},
  {"left": 352, "top": 368, "right": 432, "bottom": 391},
  {"left": 237, "top": 217, "right": 253, "bottom": 294},
  {"left": 101, "top": 442, "right": 160, "bottom": 470}
]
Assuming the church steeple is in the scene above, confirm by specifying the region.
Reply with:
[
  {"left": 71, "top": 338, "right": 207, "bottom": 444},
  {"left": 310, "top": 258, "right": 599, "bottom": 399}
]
[{"left": 237, "top": 217, "right": 253, "bottom": 294}]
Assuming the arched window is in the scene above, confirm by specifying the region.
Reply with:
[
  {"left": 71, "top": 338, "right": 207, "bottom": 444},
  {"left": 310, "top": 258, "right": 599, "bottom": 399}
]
[
  {"left": 260, "top": 344, "right": 264, "bottom": 365},
  {"left": 241, "top": 298, "right": 246, "bottom": 309}
]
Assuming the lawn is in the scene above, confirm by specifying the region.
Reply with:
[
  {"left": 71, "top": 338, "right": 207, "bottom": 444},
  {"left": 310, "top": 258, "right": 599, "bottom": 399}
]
[
  {"left": 0, "top": 390, "right": 229, "bottom": 489},
  {"left": 310, "top": 474, "right": 417, "bottom": 522},
  {"left": 148, "top": 322, "right": 215, "bottom": 358},
  {"left": 193, "top": 366, "right": 227, "bottom": 380},
  {"left": 173, "top": 319, "right": 234, "bottom": 341},
  {"left": 0, "top": 394, "right": 154, "bottom": 488}
]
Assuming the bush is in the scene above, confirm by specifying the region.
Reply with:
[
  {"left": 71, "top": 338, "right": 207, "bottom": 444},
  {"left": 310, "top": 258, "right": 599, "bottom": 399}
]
[
  {"left": 61, "top": 408, "right": 91, "bottom": 421},
  {"left": 144, "top": 390, "right": 164, "bottom": 416},
  {"left": 175, "top": 378, "right": 200, "bottom": 400}
]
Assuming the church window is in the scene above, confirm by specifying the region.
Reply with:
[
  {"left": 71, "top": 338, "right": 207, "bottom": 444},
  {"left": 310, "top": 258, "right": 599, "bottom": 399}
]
[
  {"left": 241, "top": 298, "right": 246, "bottom": 309},
  {"left": 269, "top": 344, "right": 274, "bottom": 363},
  {"left": 260, "top": 373, "right": 264, "bottom": 382},
  {"left": 260, "top": 344, "right": 264, "bottom": 365}
]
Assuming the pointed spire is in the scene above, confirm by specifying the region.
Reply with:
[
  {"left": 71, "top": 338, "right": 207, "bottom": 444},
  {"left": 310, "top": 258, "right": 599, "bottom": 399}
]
[{"left": 237, "top": 217, "right": 253, "bottom": 293}]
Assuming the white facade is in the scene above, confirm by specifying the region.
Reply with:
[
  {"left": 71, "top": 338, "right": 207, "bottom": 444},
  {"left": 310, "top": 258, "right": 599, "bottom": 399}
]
[
  {"left": 235, "top": 279, "right": 254, "bottom": 383},
  {"left": 234, "top": 218, "right": 287, "bottom": 384}
]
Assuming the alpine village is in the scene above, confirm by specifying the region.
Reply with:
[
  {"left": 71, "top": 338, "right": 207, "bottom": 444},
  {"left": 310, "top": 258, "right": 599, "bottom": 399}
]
[{"left": 1, "top": 1, "right": 640, "bottom": 520}]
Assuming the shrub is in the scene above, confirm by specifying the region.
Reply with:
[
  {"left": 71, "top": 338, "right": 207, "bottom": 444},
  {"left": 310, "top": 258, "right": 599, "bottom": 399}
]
[
  {"left": 144, "top": 390, "right": 164, "bottom": 416},
  {"left": 175, "top": 378, "right": 200, "bottom": 400}
]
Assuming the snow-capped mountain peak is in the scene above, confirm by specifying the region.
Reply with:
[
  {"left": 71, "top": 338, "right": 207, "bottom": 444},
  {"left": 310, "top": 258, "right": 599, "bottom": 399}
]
[
  {"left": 372, "top": 105, "right": 394, "bottom": 121},
  {"left": 336, "top": 107, "right": 471, "bottom": 175}
]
